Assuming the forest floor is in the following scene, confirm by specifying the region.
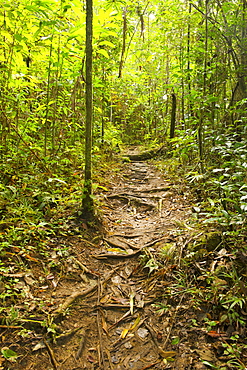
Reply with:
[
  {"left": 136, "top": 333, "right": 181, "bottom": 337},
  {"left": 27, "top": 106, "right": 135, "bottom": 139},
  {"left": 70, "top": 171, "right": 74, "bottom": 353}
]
[{"left": 1, "top": 148, "right": 247, "bottom": 370}]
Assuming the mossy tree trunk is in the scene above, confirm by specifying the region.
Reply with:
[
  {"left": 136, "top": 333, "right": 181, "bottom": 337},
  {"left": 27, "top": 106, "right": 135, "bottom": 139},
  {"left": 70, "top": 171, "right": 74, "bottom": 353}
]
[{"left": 82, "top": 0, "right": 94, "bottom": 219}]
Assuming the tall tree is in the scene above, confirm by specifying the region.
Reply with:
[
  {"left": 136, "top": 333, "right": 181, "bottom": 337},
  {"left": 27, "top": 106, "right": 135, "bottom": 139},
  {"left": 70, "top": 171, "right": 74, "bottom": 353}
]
[{"left": 82, "top": 0, "right": 94, "bottom": 218}]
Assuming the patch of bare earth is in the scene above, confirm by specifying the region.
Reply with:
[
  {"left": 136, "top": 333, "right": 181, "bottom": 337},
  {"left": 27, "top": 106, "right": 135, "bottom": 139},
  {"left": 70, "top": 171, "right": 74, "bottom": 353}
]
[{"left": 1, "top": 158, "right": 231, "bottom": 370}]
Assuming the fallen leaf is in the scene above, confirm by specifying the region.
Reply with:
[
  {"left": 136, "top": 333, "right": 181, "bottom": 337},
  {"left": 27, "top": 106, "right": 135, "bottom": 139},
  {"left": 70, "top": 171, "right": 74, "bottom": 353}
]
[
  {"left": 32, "top": 341, "right": 46, "bottom": 351},
  {"left": 158, "top": 347, "right": 177, "bottom": 358},
  {"left": 129, "top": 316, "right": 140, "bottom": 331},
  {"left": 207, "top": 330, "right": 228, "bottom": 338},
  {"left": 121, "top": 328, "right": 129, "bottom": 339},
  {"left": 196, "top": 349, "right": 216, "bottom": 362}
]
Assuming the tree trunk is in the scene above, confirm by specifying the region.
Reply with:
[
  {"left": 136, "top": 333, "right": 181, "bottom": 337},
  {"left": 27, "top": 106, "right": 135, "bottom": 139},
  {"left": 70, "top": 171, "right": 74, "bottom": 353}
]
[
  {"left": 170, "top": 93, "right": 176, "bottom": 139},
  {"left": 82, "top": 0, "right": 94, "bottom": 219},
  {"left": 118, "top": 8, "right": 127, "bottom": 78}
]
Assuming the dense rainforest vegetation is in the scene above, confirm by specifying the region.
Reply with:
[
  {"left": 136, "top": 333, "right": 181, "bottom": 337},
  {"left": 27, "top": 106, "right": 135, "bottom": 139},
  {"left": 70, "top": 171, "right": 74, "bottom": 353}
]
[{"left": 1, "top": 0, "right": 247, "bottom": 368}]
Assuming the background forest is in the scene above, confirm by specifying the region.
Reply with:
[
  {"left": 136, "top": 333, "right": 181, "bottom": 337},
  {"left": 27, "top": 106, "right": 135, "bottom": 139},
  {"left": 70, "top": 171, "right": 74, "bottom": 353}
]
[{"left": 1, "top": 0, "right": 247, "bottom": 367}]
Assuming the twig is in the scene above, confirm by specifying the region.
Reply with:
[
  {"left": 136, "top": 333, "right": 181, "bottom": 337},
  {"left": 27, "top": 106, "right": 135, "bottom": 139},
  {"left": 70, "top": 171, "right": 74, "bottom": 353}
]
[
  {"left": 71, "top": 256, "right": 90, "bottom": 273},
  {"left": 71, "top": 255, "right": 99, "bottom": 277},
  {"left": 105, "top": 348, "right": 114, "bottom": 370},
  {"left": 144, "top": 323, "right": 177, "bottom": 359},
  {"left": 178, "top": 236, "right": 193, "bottom": 268},
  {"left": 108, "top": 310, "right": 131, "bottom": 330},
  {"left": 163, "top": 292, "right": 186, "bottom": 349},
  {"left": 44, "top": 339, "right": 58, "bottom": 370},
  {"left": 144, "top": 322, "right": 160, "bottom": 348},
  {"left": 78, "top": 237, "right": 100, "bottom": 248},
  {"left": 96, "top": 278, "right": 106, "bottom": 369},
  {"left": 55, "top": 325, "right": 84, "bottom": 344},
  {"left": 75, "top": 329, "right": 87, "bottom": 360}
]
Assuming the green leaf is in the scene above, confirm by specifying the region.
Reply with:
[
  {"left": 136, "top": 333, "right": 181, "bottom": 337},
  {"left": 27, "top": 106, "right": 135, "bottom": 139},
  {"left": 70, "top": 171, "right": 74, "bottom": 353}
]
[
  {"left": 1, "top": 348, "right": 18, "bottom": 362},
  {"left": 202, "top": 361, "right": 217, "bottom": 368},
  {"left": 14, "top": 33, "right": 22, "bottom": 41},
  {"left": 98, "top": 40, "right": 115, "bottom": 48},
  {"left": 97, "top": 49, "right": 110, "bottom": 58},
  {"left": 171, "top": 337, "right": 180, "bottom": 345}
]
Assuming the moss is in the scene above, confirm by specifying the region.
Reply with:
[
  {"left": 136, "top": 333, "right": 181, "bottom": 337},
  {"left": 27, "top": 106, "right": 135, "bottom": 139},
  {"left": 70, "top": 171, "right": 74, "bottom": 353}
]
[{"left": 191, "top": 232, "right": 222, "bottom": 252}]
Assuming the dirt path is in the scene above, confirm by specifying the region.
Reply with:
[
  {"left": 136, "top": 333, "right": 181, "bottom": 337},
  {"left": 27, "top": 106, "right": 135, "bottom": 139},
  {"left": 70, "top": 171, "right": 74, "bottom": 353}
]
[{"left": 4, "top": 159, "right": 210, "bottom": 370}]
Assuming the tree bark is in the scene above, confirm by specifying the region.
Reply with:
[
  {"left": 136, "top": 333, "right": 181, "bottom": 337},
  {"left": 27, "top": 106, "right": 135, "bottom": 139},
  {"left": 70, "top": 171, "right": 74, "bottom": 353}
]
[{"left": 82, "top": 0, "right": 94, "bottom": 218}]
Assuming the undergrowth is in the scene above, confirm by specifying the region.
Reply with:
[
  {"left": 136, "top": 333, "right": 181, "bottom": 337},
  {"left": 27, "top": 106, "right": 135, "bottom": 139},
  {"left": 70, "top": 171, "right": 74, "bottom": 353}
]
[
  {"left": 0, "top": 141, "right": 120, "bottom": 326},
  {"left": 150, "top": 131, "right": 247, "bottom": 369}
]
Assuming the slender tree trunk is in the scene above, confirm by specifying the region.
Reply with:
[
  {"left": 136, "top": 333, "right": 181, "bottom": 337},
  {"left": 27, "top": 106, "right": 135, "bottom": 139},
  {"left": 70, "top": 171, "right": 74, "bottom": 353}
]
[
  {"left": 82, "top": 0, "right": 94, "bottom": 218},
  {"left": 170, "top": 93, "right": 176, "bottom": 139},
  {"left": 118, "top": 7, "right": 127, "bottom": 78},
  {"left": 187, "top": 2, "right": 192, "bottom": 119},
  {"left": 198, "top": 0, "right": 208, "bottom": 174},
  {"left": 44, "top": 31, "right": 55, "bottom": 157}
]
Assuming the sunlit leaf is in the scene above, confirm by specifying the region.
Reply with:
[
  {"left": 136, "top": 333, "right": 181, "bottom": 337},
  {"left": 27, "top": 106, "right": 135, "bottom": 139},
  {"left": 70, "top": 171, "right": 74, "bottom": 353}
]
[
  {"left": 121, "top": 328, "right": 129, "bottom": 339},
  {"left": 97, "top": 49, "right": 110, "bottom": 58}
]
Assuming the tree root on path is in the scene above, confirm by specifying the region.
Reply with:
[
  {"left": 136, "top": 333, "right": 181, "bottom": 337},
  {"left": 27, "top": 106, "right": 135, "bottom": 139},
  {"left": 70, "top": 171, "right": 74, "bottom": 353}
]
[
  {"left": 94, "top": 236, "right": 168, "bottom": 259},
  {"left": 52, "top": 283, "right": 97, "bottom": 318},
  {"left": 124, "top": 145, "right": 167, "bottom": 161},
  {"left": 106, "top": 193, "right": 156, "bottom": 209}
]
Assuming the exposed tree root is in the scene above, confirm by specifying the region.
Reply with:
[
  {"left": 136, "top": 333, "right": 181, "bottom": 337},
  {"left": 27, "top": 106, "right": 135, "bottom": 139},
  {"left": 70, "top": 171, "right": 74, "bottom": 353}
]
[
  {"left": 52, "top": 283, "right": 97, "bottom": 318},
  {"left": 124, "top": 145, "right": 167, "bottom": 161}
]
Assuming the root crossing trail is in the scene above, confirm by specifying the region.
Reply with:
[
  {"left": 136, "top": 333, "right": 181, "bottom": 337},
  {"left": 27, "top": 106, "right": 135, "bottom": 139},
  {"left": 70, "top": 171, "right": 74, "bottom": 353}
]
[
  {"left": 102, "top": 161, "right": 190, "bottom": 256},
  {"left": 16, "top": 159, "right": 198, "bottom": 370}
]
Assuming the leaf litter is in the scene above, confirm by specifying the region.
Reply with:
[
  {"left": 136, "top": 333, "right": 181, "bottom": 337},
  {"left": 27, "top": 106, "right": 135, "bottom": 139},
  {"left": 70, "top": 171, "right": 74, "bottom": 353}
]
[{"left": 1, "top": 155, "right": 247, "bottom": 370}]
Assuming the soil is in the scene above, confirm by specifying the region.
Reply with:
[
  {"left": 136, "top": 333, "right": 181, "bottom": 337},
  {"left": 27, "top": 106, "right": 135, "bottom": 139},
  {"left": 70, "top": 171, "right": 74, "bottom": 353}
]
[{"left": 1, "top": 152, "right": 245, "bottom": 369}]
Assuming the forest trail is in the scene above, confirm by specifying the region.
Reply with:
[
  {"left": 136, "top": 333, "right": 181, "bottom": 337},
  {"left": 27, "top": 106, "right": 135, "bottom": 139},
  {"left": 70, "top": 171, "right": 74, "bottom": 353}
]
[{"left": 6, "top": 156, "right": 216, "bottom": 370}]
